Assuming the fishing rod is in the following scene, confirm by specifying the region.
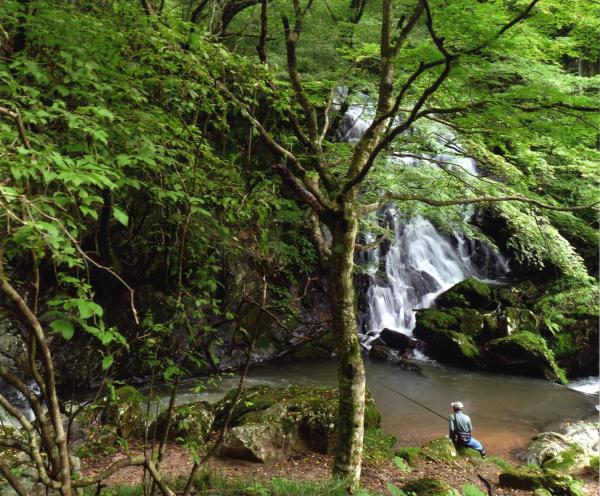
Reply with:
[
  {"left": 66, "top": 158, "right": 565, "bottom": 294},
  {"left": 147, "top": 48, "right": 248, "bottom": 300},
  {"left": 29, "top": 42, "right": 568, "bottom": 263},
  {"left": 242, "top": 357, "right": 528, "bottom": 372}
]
[{"left": 372, "top": 378, "right": 449, "bottom": 421}]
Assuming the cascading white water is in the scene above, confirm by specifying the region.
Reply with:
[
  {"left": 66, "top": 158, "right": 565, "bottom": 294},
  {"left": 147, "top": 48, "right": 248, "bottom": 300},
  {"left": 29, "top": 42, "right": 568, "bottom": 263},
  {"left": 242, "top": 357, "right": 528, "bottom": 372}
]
[
  {"left": 336, "top": 92, "right": 510, "bottom": 349},
  {"left": 359, "top": 210, "right": 509, "bottom": 348}
]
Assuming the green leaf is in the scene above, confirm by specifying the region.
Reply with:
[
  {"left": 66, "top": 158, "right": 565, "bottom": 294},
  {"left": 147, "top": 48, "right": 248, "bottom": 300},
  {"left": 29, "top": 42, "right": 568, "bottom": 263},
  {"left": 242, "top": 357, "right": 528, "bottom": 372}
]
[
  {"left": 102, "top": 355, "right": 114, "bottom": 370},
  {"left": 50, "top": 319, "right": 75, "bottom": 340},
  {"left": 394, "top": 456, "right": 412, "bottom": 472},
  {"left": 77, "top": 300, "right": 104, "bottom": 319},
  {"left": 462, "top": 485, "right": 487, "bottom": 496},
  {"left": 113, "top": 207, "right": 129, "bottom": 226},
  {"left": 386, "top": 482, "right": 408, "bottom": 496}
]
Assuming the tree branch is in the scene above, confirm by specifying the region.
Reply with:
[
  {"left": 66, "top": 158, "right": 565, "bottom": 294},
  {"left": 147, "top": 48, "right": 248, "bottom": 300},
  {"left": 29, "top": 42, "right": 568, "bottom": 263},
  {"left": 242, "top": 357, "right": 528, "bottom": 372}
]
[{"left": 360, "top": 192, "right": 600, "bottom": 215}]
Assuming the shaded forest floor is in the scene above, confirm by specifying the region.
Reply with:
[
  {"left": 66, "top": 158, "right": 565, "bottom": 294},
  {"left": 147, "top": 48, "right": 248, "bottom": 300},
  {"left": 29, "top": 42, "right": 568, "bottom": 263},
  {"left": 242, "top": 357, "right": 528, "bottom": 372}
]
[{"left": 81, "top": 442, "right": 600, "bottom": 495}]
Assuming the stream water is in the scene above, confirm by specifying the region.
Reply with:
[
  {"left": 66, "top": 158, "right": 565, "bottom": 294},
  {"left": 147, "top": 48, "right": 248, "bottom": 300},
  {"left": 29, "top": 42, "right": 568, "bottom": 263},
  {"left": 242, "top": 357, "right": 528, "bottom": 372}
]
[{"left": 167, "top": 358, "right": 599, "bottom": 460}]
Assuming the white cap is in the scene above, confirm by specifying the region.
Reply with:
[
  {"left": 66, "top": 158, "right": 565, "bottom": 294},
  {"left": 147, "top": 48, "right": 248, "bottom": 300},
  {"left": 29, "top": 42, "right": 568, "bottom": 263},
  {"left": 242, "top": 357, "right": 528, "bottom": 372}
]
[{"left": 451, "top": 401, "right": 463, "bottom": 409}]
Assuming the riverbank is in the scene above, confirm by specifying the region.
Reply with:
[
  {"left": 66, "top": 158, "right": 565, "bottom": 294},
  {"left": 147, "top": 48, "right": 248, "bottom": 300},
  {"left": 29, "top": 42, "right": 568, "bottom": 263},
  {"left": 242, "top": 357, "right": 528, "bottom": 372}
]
[
  {"left": 81, "top": 441, "right": 599, "bottom": 495},
  {"left": 161, "top": 358, "right": 598, "bottom": 460}
]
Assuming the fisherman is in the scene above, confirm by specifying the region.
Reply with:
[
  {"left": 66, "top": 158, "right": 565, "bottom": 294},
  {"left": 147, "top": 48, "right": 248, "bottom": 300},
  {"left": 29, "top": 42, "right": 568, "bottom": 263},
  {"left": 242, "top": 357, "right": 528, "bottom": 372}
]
[{"left": 449, "top": 401, "right": 486, "bottom": 457}]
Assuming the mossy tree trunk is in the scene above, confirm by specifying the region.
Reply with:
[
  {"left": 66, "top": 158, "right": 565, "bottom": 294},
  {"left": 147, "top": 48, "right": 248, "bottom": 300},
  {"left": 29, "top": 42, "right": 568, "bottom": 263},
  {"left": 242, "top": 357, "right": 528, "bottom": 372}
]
[{"left": 327, "top": 205, "right": 366, "bottom": 491}]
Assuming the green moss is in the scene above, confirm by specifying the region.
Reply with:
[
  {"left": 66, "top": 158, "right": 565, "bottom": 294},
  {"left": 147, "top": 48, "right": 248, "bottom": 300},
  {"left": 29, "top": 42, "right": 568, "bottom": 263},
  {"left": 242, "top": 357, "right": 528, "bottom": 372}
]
[
  {"left": 402, "top": 478, "right": 453, "bottom": 496},
  {"left": 458, "top": 309, "right": 485, "bottom": 337},
  {"left": 416, "top": 310, "right": 459, "bottom": 332},
  {"left": 457, "top": 446, "right": 483, "bottom": 460},
  {"left": 436, "top": 278, "right": 493, "bottom": 309},
  {"left": 100, "top": 386, "right": 147, "bottom": 439},
  {"left": 503, "top": 307, "right": 540, "bottom": 333},
  {"left": 499, "top": 466, "right": 585, "bottom": 496},
  {"left": 422, "top": 438, "right": 457, "bottom": 462},
  {"left": 542, "top": 445, "right": 585, "bottom": 473},
  {"left": 363, "top": 427, "right": 396, "bottom": 463},
  {"left": 151, "top": 401, "right": 214, "bottom": 445},
  {"left": 487, "top": 456, "right": 513, "bottom": 471},
  {"left": 364, "top": 398, "right": 382, "bottom": 428},
  {"left": 484, "top": 331, "right": 567, "bottom": 384},
  {"left": 588, "top": 455, "right": 599, "bottom": 473},
  {"left": 395, "top": 446, "right": 423, "bottom": 466}
]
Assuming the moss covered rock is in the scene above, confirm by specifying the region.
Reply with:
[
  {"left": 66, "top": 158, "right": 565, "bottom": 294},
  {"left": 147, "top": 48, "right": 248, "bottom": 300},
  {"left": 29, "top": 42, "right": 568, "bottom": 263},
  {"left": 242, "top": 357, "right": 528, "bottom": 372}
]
[
  {"left": 402, "top": 477, "right": 453, "bottom": 496},
  {"left": 151, "top": 401, "right": 214, "bottom": 444},
  {"left": 216, "top": 385, "right": 380, "bottom": 463},
  {"left": 414, "top": 309, "right": 459, "bottom": 335},
  {"left": 499, "top": 466, "right": 584, "bottom": 496},
  {"left": 501, "top": 307, "right": 540, "bottom": 334},
  {"left": 435, "top": 278, "right": 494, "bottom": 310},
  {"left": 482, "top": 331, "right": 566, "bottom": 384},
  {"left": 395, "top": 446, "right": 423, "bottom": 466},
  {"left": 422, "top": 438, "right": 458, "bottom": 462},
  {"left": 100, "top": 386, "right": 147, "bottom": 439},
  {"left": 415, "top": 325, "right": 480, "bottom": 367},
  {"left": 526, "top": 421, "right": 599, "bottom": 475}
]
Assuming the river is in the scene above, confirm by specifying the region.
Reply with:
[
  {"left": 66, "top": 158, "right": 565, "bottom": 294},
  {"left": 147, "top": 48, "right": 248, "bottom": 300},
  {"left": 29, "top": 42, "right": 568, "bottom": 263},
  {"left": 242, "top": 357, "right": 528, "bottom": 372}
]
[{"left": 167, "top": 357, "right": 599, "bottom": 461}]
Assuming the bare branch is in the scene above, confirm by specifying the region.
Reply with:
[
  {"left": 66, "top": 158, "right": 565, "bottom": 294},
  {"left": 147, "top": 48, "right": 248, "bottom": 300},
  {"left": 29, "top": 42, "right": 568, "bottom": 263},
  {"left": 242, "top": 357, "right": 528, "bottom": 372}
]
[
  {"left": 72, "top": 456, "right": 145, "bottom": 488},
  {"left": 0, "top": 106, "right": 31, "bottom": 149},
  {"left": 0, "top": 458, "right": 29, "bottom": 496},
  {"left": 343, "top": 0, "right": 454, "bottom": 194}
]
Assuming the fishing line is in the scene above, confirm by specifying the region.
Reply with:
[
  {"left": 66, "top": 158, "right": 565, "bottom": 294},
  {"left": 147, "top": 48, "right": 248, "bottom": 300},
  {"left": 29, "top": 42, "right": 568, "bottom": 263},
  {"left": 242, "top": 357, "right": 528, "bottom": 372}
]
[{"left": 372, "top": 378, "right": 449, "bottom": 421}]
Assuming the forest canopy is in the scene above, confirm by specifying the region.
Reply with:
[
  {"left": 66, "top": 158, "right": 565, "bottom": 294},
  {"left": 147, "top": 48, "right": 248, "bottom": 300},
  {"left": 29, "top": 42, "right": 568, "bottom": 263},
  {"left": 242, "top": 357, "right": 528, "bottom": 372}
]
[{"left": 0, "top": 0, "right": 598, "bottom": 494}]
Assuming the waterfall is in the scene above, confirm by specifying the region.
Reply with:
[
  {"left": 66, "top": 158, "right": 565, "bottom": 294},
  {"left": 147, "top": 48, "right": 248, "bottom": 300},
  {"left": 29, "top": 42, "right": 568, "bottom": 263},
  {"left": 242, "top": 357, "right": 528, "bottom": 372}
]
[
  {"left": 358, "top": 210, "right": 509, "bottom": 349},
  {"left": 335, "top": 91, "right": 510, "bottom": 350}
]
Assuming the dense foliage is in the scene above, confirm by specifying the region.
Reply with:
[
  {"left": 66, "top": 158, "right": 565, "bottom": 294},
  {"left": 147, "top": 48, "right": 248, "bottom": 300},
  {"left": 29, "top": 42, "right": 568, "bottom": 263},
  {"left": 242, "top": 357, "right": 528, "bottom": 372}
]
[{"left": 0, "top": 0, "right": 598, "bottom": 492}]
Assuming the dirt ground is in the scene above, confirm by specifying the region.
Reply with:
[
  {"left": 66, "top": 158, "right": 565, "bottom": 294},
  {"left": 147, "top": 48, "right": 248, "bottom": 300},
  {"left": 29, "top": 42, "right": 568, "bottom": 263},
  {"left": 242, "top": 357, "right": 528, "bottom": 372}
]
[{"left": 81, "top": 442, "right": 600, "bottom": 495}]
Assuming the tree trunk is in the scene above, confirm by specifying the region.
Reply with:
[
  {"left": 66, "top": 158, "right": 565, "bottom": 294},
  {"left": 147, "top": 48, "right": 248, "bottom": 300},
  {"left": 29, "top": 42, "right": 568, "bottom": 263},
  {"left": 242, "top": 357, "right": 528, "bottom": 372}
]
[{"left": 328, "top": 206, "right": 365, "bottom": 492}]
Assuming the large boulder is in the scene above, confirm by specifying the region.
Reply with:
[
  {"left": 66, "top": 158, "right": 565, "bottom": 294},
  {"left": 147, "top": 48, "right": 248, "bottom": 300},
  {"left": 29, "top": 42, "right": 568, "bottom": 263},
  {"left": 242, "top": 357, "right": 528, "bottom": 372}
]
[
  {"left": 499, "top": 466, "right": 585, "bottom": 496},
  {"left": 435, "top": 278, "right": 494, "bottom": 310},
  {"left": 526, "top": 421, "right": 599, "bottom": 475},
  {"left": 151, "top": 401, "right": 214, "bottom": 445},
  {"left": 99, "top": 386, "right": 147, "bottom": 439},
  {"left": 414, "top": 318, "right": 480, "bottom": 367},
  {"left": 402, "top": 478, "right": 453, "bottom": 496},
  {"left": 481, "top": 332, "right": 566, "bottom": 384},
  {"left": 379, "top": 328, "right": 419, "bottom": 352},
  {"left": 216, "top": 385, "right": 380, "bottom": 463}
]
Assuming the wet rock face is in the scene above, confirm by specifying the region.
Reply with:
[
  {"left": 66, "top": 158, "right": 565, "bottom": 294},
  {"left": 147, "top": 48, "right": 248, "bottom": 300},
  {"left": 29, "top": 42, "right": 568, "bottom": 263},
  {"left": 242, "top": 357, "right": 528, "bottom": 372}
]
[
  {"left": 379, "top": 328, "right": 419, "bottom": 352},
  {"left": 215, "top": 385, "right": 380, "bottom": 463}
]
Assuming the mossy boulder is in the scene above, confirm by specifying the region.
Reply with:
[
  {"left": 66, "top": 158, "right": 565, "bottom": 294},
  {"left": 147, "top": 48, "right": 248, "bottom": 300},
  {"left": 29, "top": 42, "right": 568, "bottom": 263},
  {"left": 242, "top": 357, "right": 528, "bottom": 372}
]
[
  {"left": 500, "top": 307, "right": 540, "bottom": 334},
  {"left": 402, "top": 478, "right": 453, "bottom": 496},
  {"left": 395, "top": 446, "right": 423, "bottom": 466},
  {"left": 421, "top": 438, "right": 458, "bottom": 462},
  {"left": 100, "top": 386, "right": 147, "bottom": 439},
  {"left": 482, "top": 331, "right": 566, "bottom": 384},
  {"left": 283, "top": 332, "right": 336, "bottom": 361},
  {"left": 435, "top": 278, "right": 494, "bottom": 310},
  {"left": 379, "top": 328, "right": 419, "bottom": 352},
  {"left": 457, "top": 309, "right": 485, "bottom": 338},
  {"left": 499, "top": 466, "right": 584, "bottom": 496},
  {"left": 415, "top": 325, "right": 480, "bottom": 367},
  {"left": 456, "top": 446, "right": 484, "bottom": 460},
  {"left": 414, "top": 309, "right": 459, "bottom": 335},
  {"left": 151, "top": 401, "right": 214, "bottom": 444},
  {"left": 216, "top": 385, "right": 380, "bottom": 463},
  {"left": 526, "top": 421, "right": 599, "bottom": 475}
]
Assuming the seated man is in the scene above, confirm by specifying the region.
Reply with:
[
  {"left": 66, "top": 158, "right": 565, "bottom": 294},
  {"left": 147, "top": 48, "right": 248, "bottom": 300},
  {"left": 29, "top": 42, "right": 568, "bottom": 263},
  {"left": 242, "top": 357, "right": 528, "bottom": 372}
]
[{"left": 449, "top": 401, "right": 486, "bottom": 457}]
